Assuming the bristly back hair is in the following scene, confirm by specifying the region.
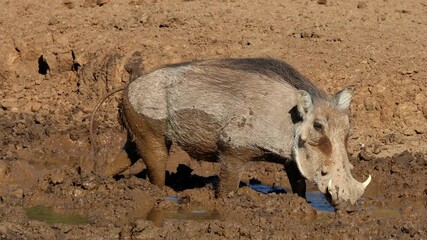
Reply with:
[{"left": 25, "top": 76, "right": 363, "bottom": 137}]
[{"left": 205, "top": 58, "right": 329, "bottom": 101}]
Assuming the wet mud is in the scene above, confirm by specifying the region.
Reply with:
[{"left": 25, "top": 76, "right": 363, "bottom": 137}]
[{"left": 0, "top": 0, "right": 426, "bottom": 239}]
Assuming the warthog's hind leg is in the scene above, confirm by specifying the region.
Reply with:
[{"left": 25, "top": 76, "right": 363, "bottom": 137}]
[{"left": 134, "top": 134, "right": 169, "bottom": 187}]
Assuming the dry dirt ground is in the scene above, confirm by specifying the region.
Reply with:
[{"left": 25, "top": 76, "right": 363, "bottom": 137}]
[{"left": 0, "top": 0, "right": 426, "bottom": 239}]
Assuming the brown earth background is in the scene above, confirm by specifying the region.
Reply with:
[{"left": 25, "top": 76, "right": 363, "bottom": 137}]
[{"left": 0, "top": 0, "right": 426, "bottom": 239}]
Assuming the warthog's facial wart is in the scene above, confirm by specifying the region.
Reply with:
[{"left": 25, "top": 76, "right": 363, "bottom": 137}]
[{"left": 293, "top": 86, "right": 371, "bottom": 210}]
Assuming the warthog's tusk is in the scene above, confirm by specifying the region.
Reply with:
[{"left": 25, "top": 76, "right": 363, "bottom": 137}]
[
  {"left": 362, "top": 175, "right": 372, "bottom": 189},
  {"left": 327, "top": 179, "right": 333, "bottom": 195}
]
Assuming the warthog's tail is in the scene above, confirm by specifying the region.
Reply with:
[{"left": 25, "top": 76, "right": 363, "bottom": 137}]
[{"left": 90, "top": 88, "right": 125, "bottom": 156}]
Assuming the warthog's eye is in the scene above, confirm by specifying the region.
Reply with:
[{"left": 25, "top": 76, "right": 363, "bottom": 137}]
[{"left": 313, "top": 121, "right": 323, "bottom": 132}]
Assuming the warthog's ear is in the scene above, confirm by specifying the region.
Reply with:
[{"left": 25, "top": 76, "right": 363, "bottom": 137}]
[
  {"left": 335, "top": 85, "right": 355, "bottom": 110},
  {"left": 297, "top": 90, "right": 313, "bottom": 117}
]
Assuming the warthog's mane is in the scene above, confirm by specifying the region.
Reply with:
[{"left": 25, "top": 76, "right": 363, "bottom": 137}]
[{"left": 167, "top": 58, "right": 329, "bottom": 101}]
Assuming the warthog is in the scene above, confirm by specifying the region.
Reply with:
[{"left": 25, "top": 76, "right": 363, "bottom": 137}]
[{"left": 91, "top": 58, "right": 371, "bottom": 211}]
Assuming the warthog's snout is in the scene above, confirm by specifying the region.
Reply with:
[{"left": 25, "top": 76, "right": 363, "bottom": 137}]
[{"left": 326, "top": 176, "right": 371, "bottom": 211}]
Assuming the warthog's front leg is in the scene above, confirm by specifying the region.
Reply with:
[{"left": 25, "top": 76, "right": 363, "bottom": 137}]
[
  {"left": 216, "top": 146, "right": 251, "bottom": 198},
  {"left": 284, "top": 160, "right": 306, "bottom": 198}
]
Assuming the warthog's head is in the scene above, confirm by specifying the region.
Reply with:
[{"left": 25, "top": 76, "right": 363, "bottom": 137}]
[{"left": 293, "top": 86, "right": 371, "bottom": 211}]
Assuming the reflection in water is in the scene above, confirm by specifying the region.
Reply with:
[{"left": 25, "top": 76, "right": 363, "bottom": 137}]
[
  {"left": 249, "top": 184, "right": 287, "bottom": 194},
  {"left": 369, "top": 207, "right": 402, "bottom": 218},
  {"left": 146, "top": 207, "right": 220, "bottom": 226},
  {"left": 306, "top": 192, "right": 335, "bottom": 212},
  {"left": 25, "top": 205, "right": 89, "bottom": 225},
  {"left": 149, "top": 184, "right": 401, "bottom": 225},
  {"left": 249, "top": 184, "right": 335, "bottom": 212},
  {"left": 151, "top": 186, "right": 335, "bottom": 226}
]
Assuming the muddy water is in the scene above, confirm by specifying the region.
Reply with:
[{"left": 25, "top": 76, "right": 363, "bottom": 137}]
[
  {"left": 143, "top": 195, "right": 220, "bottom": 226},
  {"left": 250, "top": 184, "right": 406, "bottom": 217},
  {"left": 23, "top": 182, "right": 404, "bottom": 229},
  {"left": 143, "top": 184, "right": 335, "bottom": 226},
  {"left": 368, "top": 207, "right": 402, "bottom": 218},
  {"left": 250, "top": 184, "right": 335, "bottom": 212},
  {"left": 146, "top": 208, "right": 220, "bottom": 226},
  {"left": 25, "top": 205, "right": 89, "bottom": 225},
  {"left": 305, "top": 191, "right": 335, "bottom": 212},
  {"left": 141, "top": 183, "right": 405, "bottom": 227},
  {"left": 12, "top": 143, "right": 422, "bottom": 239}
]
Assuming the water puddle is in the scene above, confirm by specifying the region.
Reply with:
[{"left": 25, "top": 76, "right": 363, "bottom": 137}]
[
  {"left": 249, "top": 184, "right": 287, "bottom": 194},
  {"left": 306, "top": 191, "right": 335, "bottom": 212},
  {"left": 368, "top": 207, "right": 402, "bottom": 218},
  {"left": 249, "top": 183, "right": 335, "bottom": 212},
  {"left": 165, "top": 195, "right": 182, "bottom": 202},
  {"left": 147, "top": 185, "right": 401, "bottom": 225},
  {"left": 25, "top": 205, "right": 89, "bottom": 225},
  {"left": 146, "top": 207, "right": 220, "bottom": 226},
  {"left": 250, "top": 184, "right": 403, "bottom": 224}
]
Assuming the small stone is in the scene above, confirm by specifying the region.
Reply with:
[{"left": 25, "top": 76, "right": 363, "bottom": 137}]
[
  {"left": 422, "top": 103, "right": 427, "bottom": 119},
  {"left": 403, "top": 128, "right": 415, "bottom": 136},
  {"left": 0, "top": 161, "right": 7, "bottom": 179},
  {"left": 96, "top": 0, "right": 109, "bottom": 6},
  {"left": 83, "top": 0, "right": 96, "bottom": 7},
  {"left": 133, "top": 219, "right": 156, "bottom": 232},
  {"left": 1, "top": 98, "right": 18, "bottom": 111},
  {"left": 395, "top": 102, "right": 418, "bottom": 118},
  {"left": 13, "top": 39, "right": 27, "bottom": 56},
  {"left": 31, "top": 102, "right": 42, "bottom": 112},
  {"left": 414, "top": 93, "right": 425, "bottom": 105},
  {"left": 63, "top": 0, "right": 75, "bottom": 9},
  {"left": 119, "top": 226, "right": 132, "bottom": 240},
  {"left": 73, "top": 189, "right": 85, "bottom": 197},
  {"left": 49, "top": 169, "right": 64, "bottom": 185},
  {"left": 82, "top": 179, "right": 99, "bottom": 190},
  {"left": 9, "top": 188, "right": 24, "bottom": 199},
  {"left": 48, "top": 17, "right": 60, "bottom": 26},
  {"left": 414, "top": 126, "right": 425, "bottom": 134},
  {"left": 372, "top": 146, "right": 382, "bottom": 154},
  {"left": 357, "top": 2, "right": 367, "bottom": 9},
  {"left": 81, "top": 175, "right": 100, "bottom": 190},
  {"left": 38, "top": 179, "right": 49, "bottom": 192},
  {"left": 317, "top": 0, "right": 327, "bottom": 5},
  {"left": 140, "top": 13, "right": 149, "bottom": 24},
  {"left": 364, "top": 97, "right": 378, "bottom": 111},
  {"left": 0, "top": 224, "right": 8, "bottom": 233},
  {"left": 358, "top": 149, "right": 371, "bottom": 161}
]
